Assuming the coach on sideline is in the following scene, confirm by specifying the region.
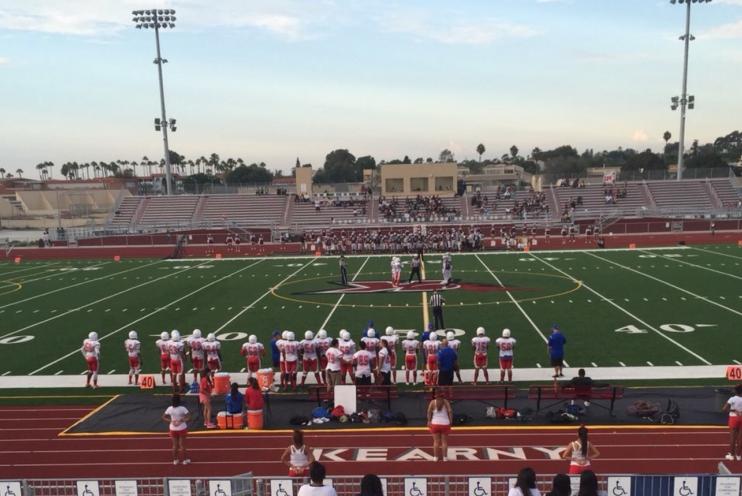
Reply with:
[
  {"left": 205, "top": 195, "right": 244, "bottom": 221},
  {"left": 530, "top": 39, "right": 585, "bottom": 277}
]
[{"left": 437, "top": 338, "right": 457, "bottom": 388}]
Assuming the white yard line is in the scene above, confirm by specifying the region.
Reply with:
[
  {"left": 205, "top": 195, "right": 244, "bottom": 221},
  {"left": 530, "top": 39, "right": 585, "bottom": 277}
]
[
  {"left": 691, "top": 246, "right": 742, "bottom": 262},
  {"left": 638, "top": 249, "right": 742, "bottom": 281},
  {"left": 15, "top": 261, "right": 111, "bottom": 285},
  {"left": 586, "top": 251, "right": 742, "bottom": 318},
  {"left": 530, "top": 253, "right": 712, "bottom": 365},
  {"left": 29, "top": 259, "right": 266, "bottom": 375},
  {"left": 214, "top": 258, "right": 318, "bottom": 334},
  {"left": 0, "top": 261, "right": 211, "bottom": 341},
  {"left": 0, "top": 263, "right": 62, "bottom": 278},
  {"left": 475, "top": 255, "right": 558, "bottom": 365},
  {"left": 318, "top": 256, "right": 370, "bottom": 330},
  {"left": 0, "top": 260, "right": 164, "bottom": 310}
]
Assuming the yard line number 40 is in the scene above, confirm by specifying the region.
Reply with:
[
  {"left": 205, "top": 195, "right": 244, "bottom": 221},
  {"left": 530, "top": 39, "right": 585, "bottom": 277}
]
[{"left": 615, "top": 323, "right": 715, "bottom": 334}]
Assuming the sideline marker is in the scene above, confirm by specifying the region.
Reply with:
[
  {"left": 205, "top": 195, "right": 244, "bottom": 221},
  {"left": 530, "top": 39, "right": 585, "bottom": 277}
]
[
  {"left": 113, "top": 255, "right": 121, "bottom": 262},
  {"left": 726, "top": 365, "right": 742, "bottom": 381},
  {"left": 13, "top": 256, "right": 21, "bottom": 264},
  {"left": 215, "top": 253, "right": 223, "bottom": 259},
  {"left": 738, "top": 240, "right": 742, "bottom": 247},
  {"left": 628, "top": 243, "right": 636, "bottom": 249},
  {"left": 139, "top": 375, "right": 155, "bottom": 390}
]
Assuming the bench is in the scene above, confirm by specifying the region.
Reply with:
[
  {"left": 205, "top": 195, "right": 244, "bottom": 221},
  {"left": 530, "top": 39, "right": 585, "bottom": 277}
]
[
  {"left": 528, "top": 384, "right": 625, "bottom": 416},
  {"left": 307, "top": 385, "right": 399, "bottom": 410},
  {"left": 427, "top": 385, "right": 517, "bottom": 408}
]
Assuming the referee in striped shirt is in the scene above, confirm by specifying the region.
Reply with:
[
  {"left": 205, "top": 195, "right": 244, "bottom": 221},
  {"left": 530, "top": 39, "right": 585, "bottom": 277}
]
[{"left": 430, "top": 289, "right": 445, "bottom": 330}]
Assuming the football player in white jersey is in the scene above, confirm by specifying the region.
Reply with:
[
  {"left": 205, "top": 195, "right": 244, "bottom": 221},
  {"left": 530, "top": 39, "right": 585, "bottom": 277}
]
[
  {"left": 391, "top": 257, "right": 402, "bottom": 287},
  {"left": 187, "top": 329, "right": 205, "bottom": 384},
  {"left": 495, "top": 328, "right": 517, "bottom": 382},
  {"left": 381, "top": 326, "right": 399, "bottom": 383},
  {"left": 446, "top": 331, "right": 463, "bottom": 383},
  {"left": 299, "top": 330, "right": 321, "bottom": 386},
  {"left": 471, "top": 326, "right": 491, "bottom": 384},
  {"left": 401, "top": 331, "right": 420, "bottom": 385},
  {"left": 314, "top": 329, "right": 332, "bottom": 384},
  {"left": 124, "top": 330, "right": 141, "bottom": 386},
  {"left": 361, "top": 328, "right": 380, "bottom": 378},
  {"left": 203, "top": 333, "right": 222, "bottom": 376},
  {"left": 156, "top": 331, "right": 171, "bottom": 385},
  {"left": 240, "top": 335, "right": 265, "bottom": 379},
  {"left": 277, "top": 330, "right": 289, "bottom": 388},
  {"left": 282, "top": 331, "right": 300, "bottom": 389},
  {"left": 441, "top": 253, "right": 453, "bottom": 285},
  {"left": 338, "top": 329, "right": 356, "bottom": 384},
  {"left": 81, "top": 331, "right": 101, "bottom": 388},
  {"left": 168, "top": 330, "right": 186, "bottom": 392}
]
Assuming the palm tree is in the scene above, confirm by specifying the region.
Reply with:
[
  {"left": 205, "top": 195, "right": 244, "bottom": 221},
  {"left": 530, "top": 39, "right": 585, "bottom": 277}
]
[
  {"left": 94, "top": 165, "right": 101, "bottom": 178},
  {"left": 0, "top": 168, "right": 5, "bottom": 178},
  {"left": 36, "top": 163, "right": 47, "bottom": 180},
  {"left": 131, "top": 161, "right": 139, "bottom": 177},
  {"left": 45, "top": 161, "right": 54, "bottom": 179},
  {"left": 15, "top": 168, "right": 22, "bottom": 178},
  {"left": 476, "top": 144, "right": 485, "bottom": 162},
  {"left": 510, "top": 145, "right": 519, "bottom": 160},
  {"left": 663, "top": 131, "right": 672, "bottom": 145}
]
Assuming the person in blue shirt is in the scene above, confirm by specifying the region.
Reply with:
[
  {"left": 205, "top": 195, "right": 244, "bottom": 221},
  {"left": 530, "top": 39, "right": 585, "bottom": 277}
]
[
  {"left": 436, "top": 338, "right": 458, "bottom": 387},
  {"left": 420, "top": 323, "right": 433, "bottom": 343},
  {"left": 547, "top": 324, "right": 567, "bottom": 378},
  {"left": 225, "top": 382, "right": 244, "bottom": 415},
  {"left": 360, "top": 320, "right": 374, "bottom": 341},
  {"left": 270, "top": 330, "right": 281, "bottom": 368}
]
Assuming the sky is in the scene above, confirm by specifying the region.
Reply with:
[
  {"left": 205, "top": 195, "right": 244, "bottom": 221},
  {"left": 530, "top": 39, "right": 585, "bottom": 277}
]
[{"left": 1, "top": 0, "right": 742, "bottom": 177}]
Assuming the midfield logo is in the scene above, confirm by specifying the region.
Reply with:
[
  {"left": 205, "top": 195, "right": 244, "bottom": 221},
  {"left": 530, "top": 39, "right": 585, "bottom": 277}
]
[{"left": 302, "top": 280, "right": 532, "bottom": 294}]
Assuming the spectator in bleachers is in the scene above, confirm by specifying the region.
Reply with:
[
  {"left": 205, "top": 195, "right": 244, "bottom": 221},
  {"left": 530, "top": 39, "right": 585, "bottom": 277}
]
[
  {"left": 545, "top": 474, "right": 571, "bottom": 496},
  {"left": 576, "top": 470, "right": 604, "bottom": 496},
  {"left": 297, "top": 462, "right": 336, "bottom": 496},
  {"left": 359, "top": 474, "right": 384, "bottom": 496},
  {"left": 508, "top": 467, "right": 540, "bottom": 496}
]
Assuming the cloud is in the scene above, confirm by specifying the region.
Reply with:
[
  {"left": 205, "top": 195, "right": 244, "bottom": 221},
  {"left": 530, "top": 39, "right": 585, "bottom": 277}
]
[
  {"left": 632, "top": 130, "right": 649, "bottom": 143},
  {"left": 382, "top": 11, "right": 540, "bottom": 45},
  {"left": 227, "top": 14, "right": 307, "bottom": 41},
  {"left": 0, "top": 56, "right": 8, "bottom": 65},
  {"left": 700, "top": 19, "right": 742, "bottom": 39}
]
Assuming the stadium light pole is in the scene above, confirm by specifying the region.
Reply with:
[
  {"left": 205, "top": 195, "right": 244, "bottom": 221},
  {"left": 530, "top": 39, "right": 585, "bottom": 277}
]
[
  {"left": 132, "top": 9, "right": 177, "bottom": 195},
  {"left": 669, "top": 0, "right": 711, "bottom": 181}
]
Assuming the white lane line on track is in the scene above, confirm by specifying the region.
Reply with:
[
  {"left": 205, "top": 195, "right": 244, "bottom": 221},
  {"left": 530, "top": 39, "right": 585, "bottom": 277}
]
[
  {"left": 213, "top": 258, "right": 318, "bottom": 334},
  {"left": 586, "top": 251, "right": 742, "bottom": 318},
  {"left": 319, "top": 256, "right": 370, "bottom": 331},
  {"left": 638, "top": 249, "right": 742, "bottom": 282},
  {"left": 0, "top": 261, "right": 210, "bottom": 342},
  {"left": 0, "top": 260, "right": 163, "bottom": 311},
  {"left": 530, "top": 253, "right": 712, "bottom": 365},
  {"left": 29, "top": 259, "right": 266, "bottom": 375}
]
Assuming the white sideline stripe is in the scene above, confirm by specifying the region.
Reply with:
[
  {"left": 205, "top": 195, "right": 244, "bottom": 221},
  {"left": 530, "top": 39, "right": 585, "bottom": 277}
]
[
  {"left": 0, "top": 260, "right": 163, "bottom": 310},
  {"left": 29, "top": 260, "right": 266, "bottom": 375},
  {"left": 164, "top": 245, "right": 689, "bottom": 262},
  {"left": 1, "top": 365, "right": 733, "bottom": 388},
  {"left": 213, "top": 258, "right": 318, "bottom": 334},
  {"left": 530, "top": 253, "right": 712, "bottom": 366},
  {"left": 691, "top": 246, "right": 742, "bottom": 262},
  {"left": 639, "top": 249, "right": 742, "bottom": 281},
  {"left": 319, "top": 256, "right": 370, "bottom": 330},
  {"left": 16, "top": 261, "right": 110, "bottom": 285},
  {"left": 474, "top": 255, "right": 566, "bottom": 365},
  {"left": 0, "top": 261, "right": 210, "bottom": 341},
  {"left": 587, "top": 252, "right": 742, "bottom": 318}
]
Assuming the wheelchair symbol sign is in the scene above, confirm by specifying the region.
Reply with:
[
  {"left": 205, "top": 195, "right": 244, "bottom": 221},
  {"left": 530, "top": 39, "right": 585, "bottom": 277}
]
[
  {"left": 1, "top": 482, "right": 22, "bottom": 496},
  {"left": 674, "top": 477, "right": 697, "bottom": 496},
  {"left": 608, "top": 477, "right": 632, "bottom": 496},
  {"left": 270, "top": 480, "right": 294, "bottom": 496},
  {"left": 468, "top": 478, "right": 490, "bottom": 496},
  {"left": 76, "top": 481, "right": 100, "bottom": 496},
  {"left": 404, "top": 478, "right": 427, "bottom": 496},
  {"left": 209, "top": 481, "right": 232, "bottom": 496}
]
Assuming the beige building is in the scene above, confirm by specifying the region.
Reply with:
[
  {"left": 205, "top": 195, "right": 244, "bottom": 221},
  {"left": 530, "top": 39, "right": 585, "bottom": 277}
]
[{"left": 380, "top": 162, "right": 457, "bottom": 197}]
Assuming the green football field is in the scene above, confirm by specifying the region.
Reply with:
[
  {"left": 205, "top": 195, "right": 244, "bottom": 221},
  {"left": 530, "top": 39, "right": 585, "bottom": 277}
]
[{"left": 0, "top": 244, "right": 740, "bottom": 377}]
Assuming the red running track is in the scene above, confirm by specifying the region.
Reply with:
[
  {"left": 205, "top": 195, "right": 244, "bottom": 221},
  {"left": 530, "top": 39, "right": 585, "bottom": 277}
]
[{"left": 0, "top": 406, "right": 735, "bottom": 478}]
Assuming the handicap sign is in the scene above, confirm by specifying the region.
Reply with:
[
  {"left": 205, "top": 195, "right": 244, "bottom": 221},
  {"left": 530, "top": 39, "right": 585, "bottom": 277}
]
[
  {"left": 468, "top": 478, "right": 490, "bottom": 496},
  {"left": 114, "top": 480, "right": 138, "bottom": 496},
  {"left": 715, "top": 477, "right": 741, "bottom": 496},
  {"left": 77, "top": 481, "right": 100, "bottom": 496},
  {"left": 0, "top": 482, "right": 22, "bottom": 496},
  {"left": 608, "top": 477, "right": 631, "bottom": 496},
  {"left": 209, "top": 481, "right": 232, "bottom": 496},
  {"left": 673, "top": 477, "right": 697, "bottom": 496},
  {"left": 270, "top": 480, "right": 294, "bottom": 496},
  {"left": 168, "top": 480, "right": 192, "bottom": 496},
  {"left": 404, "top": 478, "right": 427, "bottom": 496}
]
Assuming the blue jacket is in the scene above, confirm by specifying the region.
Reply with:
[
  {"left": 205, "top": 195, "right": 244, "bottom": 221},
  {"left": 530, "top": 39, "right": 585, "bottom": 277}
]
[{"left": 225, "top": 392, "right": 244, "bottom": 414}]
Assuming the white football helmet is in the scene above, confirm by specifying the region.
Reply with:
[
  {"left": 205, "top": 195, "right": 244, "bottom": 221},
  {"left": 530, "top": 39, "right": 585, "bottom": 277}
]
[
  {"left": 367, "top": 328, "right": 376, "bottom": 338},
  {"left": 385, "top": 326, "right": 394, "bottom": 336},
  {"left": 340, "top": 329, "right": 349, "bottom": 340},
  {"left": 287, "top": 331, "right": 295, "bottom": 341},
  {"left": 207, "top": 332, "right": 216, "bottom": 342},
  {"left": 249, "top": 334, "right": 257, "bottom": 344},
  {"left": 88, "top": 331, "right": 98, "bottom": 341},
  {"left": 430, "top": 332, "right": 438, "bottom": 341},
  {"left": 407, "top": 331, "right": 415, "bottom": 340},
  {"left": 160, "top": 331, "right": 169, "bottom": 340},
  {"left": 192, "top": 329, "right": 202, "bottom": 339},
  {"left": 171, "top": 330, "right": 181, "bottom": 341},
  {"left": 446, "top": 331, "right": 455, "bottom": 341},
  {"left": 476, "top": 326, "right": 485, "bottom": 336},
  {"left": 282, "top": 330, "right": 289, "bottom": 340},
  {"left": 305, "top": 330, "right": 314, "bottom": 340},
  {"left": 502, "top": 328, "right": 511, "bottom": 338},
  {"left": 128, "top": 330, "right": 138, "bottom": 340},
  {"left": 317, "top": 329, "right": 327, "bottom": 339}
]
